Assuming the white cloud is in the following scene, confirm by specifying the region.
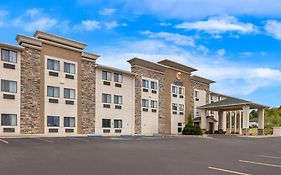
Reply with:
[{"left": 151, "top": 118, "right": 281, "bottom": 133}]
[
  {"left": 74, "top": 20, "right": 101, "bottom": 31},
  {"left": 104, "top": 21, "right": 127, "bottom": 29},
  {"left": 159, "top": 22, "right": 172, "bottom": 26},
  {"left": 142, "top": 30, "right": 195, "bottom": 47},
  {"left": 216, "top": 49, "right": 226, "bottom": 56},
  {"left": 175, "top": 16, "right": 257, "bottom": 34},
  {"left": 26, "top": 8, "right": 40, "bottom": 17},
  {"left": 264, "top": 20, "right": 281, "bottom": 40},
  {"left": 99, "top": 8, "right": 116, "bottom": 16}
]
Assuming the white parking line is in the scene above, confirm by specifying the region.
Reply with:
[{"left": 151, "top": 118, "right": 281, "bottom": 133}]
[
  {"left": 68, "top": 137, "right": 89, "bottom": 142},
  {"left": 259, "top": 155, "right": 281, "bottom": 159},
  {"left": 239, "top": 160, "right": 281, "bottom": 168},
  {"left": 0, "top": 138, "right": 9, "bottom": 144},
  {"left": 208, "top": 166, "right": 252, "bottom": 175},
  {"left": 36, "top": 138, "right": 54, "bottom": 143}
]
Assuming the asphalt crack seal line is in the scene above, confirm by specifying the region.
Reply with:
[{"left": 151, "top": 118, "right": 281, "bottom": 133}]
[
  {"left": 239, "top": 160, "right": 281, "bottom": 168},
  {"left": 0, "top": 138, "right": 9, "bottom": 144},
  {"left": 208, "top": 166, "right": 252, "bottom": 175}
]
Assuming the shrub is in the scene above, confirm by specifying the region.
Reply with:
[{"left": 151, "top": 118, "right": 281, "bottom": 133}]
[{"left": 182, "top": 117, "right": 202, "bottom": 135}]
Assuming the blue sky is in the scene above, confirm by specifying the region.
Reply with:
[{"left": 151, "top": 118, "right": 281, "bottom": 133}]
[{"left": 1, "top": 0, "right": 281, "bottom": 107}]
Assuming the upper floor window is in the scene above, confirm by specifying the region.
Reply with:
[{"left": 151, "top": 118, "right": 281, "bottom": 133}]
[
  {"left": 102, "top": 71, "right": 112, "bottom": 81},
  {"left": 210, "top": 94, "right": 214, "bottom": 101},
  {"left": 151, "top": 81, "right": 157, "bottom": 90},
  {"left": 64, "top": 88, "right": 75, "bottom": 99},
  {"left": 172, "top": 103, "right": 178, "bottom": 111},
  {"left": 196, "top": 109, "right": 201, "bottom": 116},
  {"left": 142, "top": 79, "right": 149, "bottom": 88},
  {"left": 172, "top": 86, "right": 177, "bottom": 94},
  {"left": 179, "top": 87, "right": 184, "bottom": 95},
  {"left": 195, "top": 90, "right": 199, "bottom": 98},
  {"left": 64, "top": 117, "right": 75, "bottom": 127},
  {"left": 102, "top": 93, "right": 111, "bottom": 103},
  {"left": 114, "top": 119, "right": 122, "bottom": 128},
  {"left": 1, "top": 49, "right": 17, "bottom": 63},
  {"left": 114, "top": 95, "right": 123, "bottom": 105},
  {"left": 151, "top": 100, "right": 157, "bottom": 109},
  {"left": 142, "top": 99, "right": 149, "bottom": 108},
  {"left": 1, "top": 114, "right": 17, "bottom": 126},
  {"left": 64, "top": 62, "right": 75, "bottom": 74},
  {"left": 218, "top": 96, "right": 221, "bottom": 101},
  {"left": 47, "top": 59, "right": 60, "bottom": 71},
  {"left": 114, "top": 73, "right": 123, "bottom": 83},
  {"left": 47, "top": 116, "right": 60, "bottom": 127},
  {"left": 47, "top": 86, "right": 60, "bottom": 98},
  {"left": 1, "top": 79, "right": 17, "bottom": 93},
  {"left": 179, "top": 104, "right": 184, "bottom": 111}
]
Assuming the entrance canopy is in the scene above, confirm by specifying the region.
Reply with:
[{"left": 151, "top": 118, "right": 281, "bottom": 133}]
[{"left": 199, "top": 97, "right": 268, "bottom": 111}]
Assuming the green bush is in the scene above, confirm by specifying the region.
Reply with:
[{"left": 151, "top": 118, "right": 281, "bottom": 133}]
[{"left": 182, "top": 117, "right": 202, "bottom": 135}]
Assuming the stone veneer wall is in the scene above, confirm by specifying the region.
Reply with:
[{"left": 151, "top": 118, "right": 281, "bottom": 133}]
[
  {"left": 20, "top": 47, "right": 41, "bottom": 134},
  {"left": 189, "top": 80, "right": 210, "bottom": 117},
  {"left": 131, "top": 66, "right": 166, "bottom": 134},
  {"left": 80, "top": 60, "right": 96, "bottom": 134}
]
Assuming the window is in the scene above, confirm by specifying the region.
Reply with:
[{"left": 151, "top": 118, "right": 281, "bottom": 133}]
[
  {"left": 1, "top": 80, "right": 17, "bottom": 93},
  {"left": 142, "top": 79, "right": 149, "bottom": 88},
  {"left": 218, "top": 96, "right": 221, "bottom": 101},
  {"left": 196, "top": 109, "right": 201, "bottom": 116},
  {"left": 172, "top": 86, "right": 177, "bottom": 94},
  {"left": 114, "top": 73, "right": 123, "bottom": 83},
  {"left": 47, "top": 116, "right": 60, "bottom": 127},
  {"left": 210, "top": 94, "right": 214, "bottom": 101},
  {"left": 142, "top": 99, "right": 149, "bottom": 108},
  {"left": 102, "top": 119, "right": 111, "bottom": 128},
  {"left": 114, "top": 120, "right": 122, "bottom": 128},
  {"left": 64, "top": 117, "right": 75, "bottom": 127},
  {"left": 47, "top": 86, "right": 60, "bottom": 98},
  {"left": 151, "top": 100, "right": 157, "bottom": 109},
  {"left": 64, "top": 62, "right": 75, "bottom": 74},
  {"left": 47, "top": 59, "right": 60, "bottom": 71},
  {"left": 64, "top": 88, "right": 75, "bottom": 99},
  {"left": 195, "top": 90, "right": 199, "bottom": 98},
  {"left": 102, "top": 93, "right": 111, "bottom": 103},
  {"left": 114, "top": 95, "right": 123, "bottom": 105},
  {"left": 179, "top": 104, "right": 184, "bottom": 111},
  {"left": 179, "top": 87, "right": 184, "bottom": 95},
  {"left": 210, "top": 110, "right": 214, "bottom": 115},
  {"left": 1, "top": 114, "right": 17, "bottom": 126},
  {"left": 151, "top": 81, "right": 157, "bottom": 90},
  {"left": 1, "top": 49, "right": 17, "bottom": 63},
  {"left": 172, "top": 103, "right": 178, "bottom": 111},
  {"left": 102, "top": 71, "right": 111, "bottom": 81}
]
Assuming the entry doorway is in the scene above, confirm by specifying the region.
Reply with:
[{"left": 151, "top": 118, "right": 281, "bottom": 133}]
[{"left": 209, "top": 122, "right": 214, "bottom": 134}]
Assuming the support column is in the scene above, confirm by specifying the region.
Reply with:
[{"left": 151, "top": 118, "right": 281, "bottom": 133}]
[
  {"left": 239, "top": 111, "right": 242, "bottom": 134},
  {"left": 234, "top": 111, "right": 237, "bottom": 134},
  {"left": 222, "top": 111, "right": 227, "bottom": 132},
  {"left": 258, "top": 108, "right": 265, "bottom": 135},
  {"left": 242, "top": 105, "right": 250, "bottom": 135},
  {"left": 218, "top": 111, "right": 223, "bottom": 133},
  {"left": 229, "top": 112, "right": 232, "bottom": 134},
  {"left": 201, "top": 109, "right": 207, "bottom": 134}
]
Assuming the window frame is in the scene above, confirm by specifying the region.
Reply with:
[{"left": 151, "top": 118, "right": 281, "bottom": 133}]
[
  {"left": 47, "top": 116, "right": 60, "bottom": 127},
  {"left": 47, "top": 59, "right": 60, "bottom": 71},
  {"left": 114, "top": 95, "right": 123, "bottom": 105},
  {"left": 142, "top": 79, "right": 149, "bottom": 88},
  {"left": 64, "top": 62, "right": 76, "bottom": 74},
  {"left": 102, "top": 93, "right": 112, "bottom": 103},
  {"left": 114, "top": 73, "right": 123, "bottom": 83},
  {"left": 142, "top": 99, "right": 149, "bottom": 108},
  {"left": 1, "top": 114, "right": 17, "bottom": 126},
  {"left": 151, "top": 100, "right": 157, "bottom": 109},
  {"left": 1, "top": 49, "right": 17, "bottom": 63},
  {"left": 114, "top": 119, "right": 122, "bottom": 128},
  {"left": 179, "top": 104, "right": 184, "bottom": 111},
  {"left": 64, "top": 88, "right": 76, "bottom": 99},
  {"left": 172, "top": 103, "right": 178, "bottom": 111},
  {"left": 47, "top": 86, "right": 60, "bottom": 98},
  {"left": 172, "top": 85, "right": 177, "bottom": 94},
  {"left": 102, "top": 119, "right": 111, "bottom": 128},
  {"left": 1, "top": 79, "right": 17, "bottom": 93},
  {"left": 102, "top": 71, "right": 112, "bottom": 81},
  {"left": 64, "top": 117, "right": 75, "bottom": 127},
  {"left": 151, "top": 81, "right": 158, "bottom": 90}
]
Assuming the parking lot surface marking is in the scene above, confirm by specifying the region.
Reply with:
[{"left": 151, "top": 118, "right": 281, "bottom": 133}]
[
  {"left": 68, "top": 137, "right": 89, "bottom": 142},
  {"left": 239, "top": 160, "right": 281, "bottom": 168},
  {"left": 0, "top": 138, "right": 8, "bottom": 144},
  {"left": 36, "top": 138, "right": 54, "bottom": 143},
  {"left": 208, "top": 166, "right": 252, "bottom": 175},
  {"left": 258, "top": 155, "right": 281, "bottom": 159}
]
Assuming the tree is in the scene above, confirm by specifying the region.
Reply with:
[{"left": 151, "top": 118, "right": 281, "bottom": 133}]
[{"left": 182, "top": 117, "right": 202, "bottom": 135}]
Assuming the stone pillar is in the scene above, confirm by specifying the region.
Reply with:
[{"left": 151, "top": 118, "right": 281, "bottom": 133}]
[
  {"left": 239, "top": 111, "right": 242, "bottom": 134},
  {"left": 242, "top": 105, "right": 250, "bottom": 135},
  {"left": 258, "top": 108, "right": 265, "bottom": 135},
  {"left": 222, "top": 111, "right": 227, "bottom": 132},
  {"left": 201, "top": 109, "right": 207, "bottom": 133},
  {"left": 218, "top": 110, "right": 223, "bottom": 133}
]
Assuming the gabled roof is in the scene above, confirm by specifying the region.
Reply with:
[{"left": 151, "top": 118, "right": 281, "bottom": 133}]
[
  {"left": 127, "top": 57, "right": 166, "bottom": 73},
  {"left": 200, "top": 97, "right": 268, "bottom": 110},
  {"left": 191, "top": 75, "right": 215, "bottom": 84},
  {"left": 158, "top": 59, "right": 197, "bottom": 73}
]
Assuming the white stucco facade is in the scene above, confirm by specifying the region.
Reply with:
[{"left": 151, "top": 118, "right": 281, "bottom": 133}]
[{"left": 171, "top": 84, "right": 185, "bottom": 134}]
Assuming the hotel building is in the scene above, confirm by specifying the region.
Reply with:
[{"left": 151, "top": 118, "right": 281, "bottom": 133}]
[{"left": 0, "top": 31, "right": 267, "bottom": 136}]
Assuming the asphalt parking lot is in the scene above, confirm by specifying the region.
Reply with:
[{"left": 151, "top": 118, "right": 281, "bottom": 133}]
[{"left": 1, "top": 135, "right": 281, "bottom": 175}]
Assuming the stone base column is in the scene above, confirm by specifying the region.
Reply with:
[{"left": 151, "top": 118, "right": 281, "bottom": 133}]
[
  {"left": 242, "top": 128, "right": 249, "bottom": 135},
  {"left": 258, "top": 129, "right": 264, "bottom": 135}
]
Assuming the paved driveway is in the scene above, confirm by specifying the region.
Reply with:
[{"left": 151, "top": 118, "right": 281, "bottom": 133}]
[{"left": 1, "top": 135, "right": 281, "bottom": 175}]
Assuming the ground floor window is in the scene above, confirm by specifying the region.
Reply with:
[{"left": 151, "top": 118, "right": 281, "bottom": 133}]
[
  {"left": 102, "top": 119, "right": 111, "bottom": 128},
  {"left": 114, "top": 120, "right": 122, "bottom": 128},
  {"left": 47, "top": 116, "right": 60, "bottom": 127},
  {"left": 178, "top": 123, "right": 182, "bottom": 133},
  {"left": 1, "top": 114, "right": 17, "bottom": 126},
  {"left": 64, "top": 117, "right": 75, "bottom": 127}
]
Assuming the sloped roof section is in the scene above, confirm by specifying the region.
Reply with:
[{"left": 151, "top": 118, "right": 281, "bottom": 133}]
[
  {"left": 200, "top": 97, "right": 268, "bottom": 110},
  {"left": 191, "top": 75, "right": 215, "bottom": 84},
  {"left": 158, "top": 59, "right": 197, "bottom": 73}
]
